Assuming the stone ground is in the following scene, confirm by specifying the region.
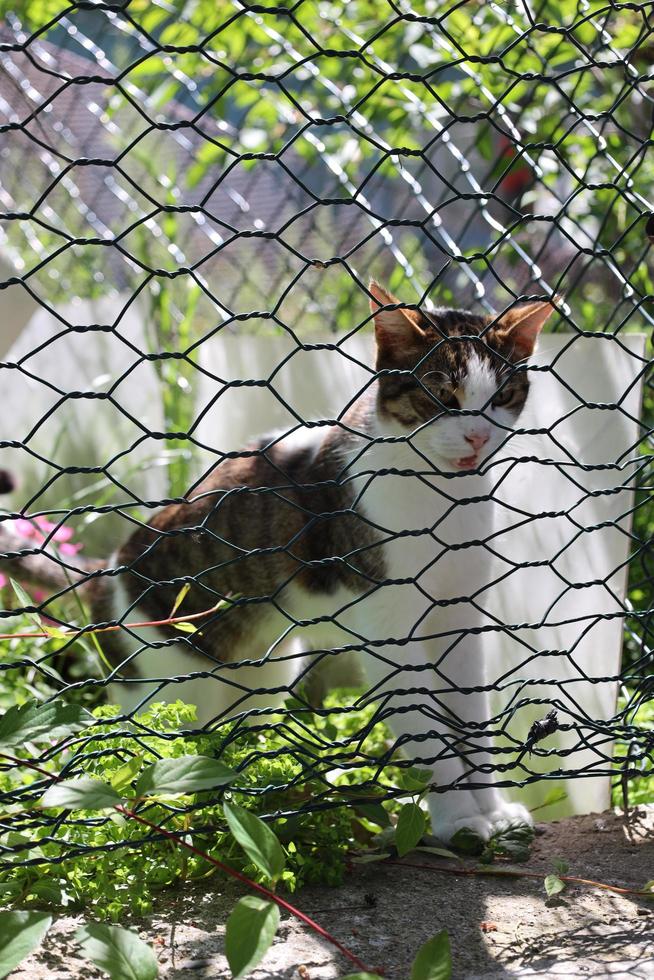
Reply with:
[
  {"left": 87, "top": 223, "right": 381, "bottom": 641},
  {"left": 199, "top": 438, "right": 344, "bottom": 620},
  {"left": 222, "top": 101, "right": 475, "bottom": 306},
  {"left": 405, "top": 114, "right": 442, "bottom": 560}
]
[{"left": 13, "top": 807, "right": 654, "bottom": 980}]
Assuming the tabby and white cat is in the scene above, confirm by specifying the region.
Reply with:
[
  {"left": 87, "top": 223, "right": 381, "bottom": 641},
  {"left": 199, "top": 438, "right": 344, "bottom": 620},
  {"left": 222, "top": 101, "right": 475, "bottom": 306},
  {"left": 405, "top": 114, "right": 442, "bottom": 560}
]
[{"left": 1, "top": 282, "right": 555, "bottom": 841}]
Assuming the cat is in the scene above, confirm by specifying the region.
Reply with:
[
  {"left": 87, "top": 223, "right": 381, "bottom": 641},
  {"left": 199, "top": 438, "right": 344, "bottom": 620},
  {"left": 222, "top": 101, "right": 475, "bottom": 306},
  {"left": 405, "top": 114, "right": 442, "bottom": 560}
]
[{"left": 0, "top": 281, "right": 555, "bottom": 841}]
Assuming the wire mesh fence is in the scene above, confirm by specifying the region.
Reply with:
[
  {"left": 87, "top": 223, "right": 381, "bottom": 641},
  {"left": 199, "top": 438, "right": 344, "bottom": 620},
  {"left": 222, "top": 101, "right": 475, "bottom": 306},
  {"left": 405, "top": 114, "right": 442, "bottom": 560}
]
[{"left": 0, "top": 0, "right": 653, "bottom": 907}]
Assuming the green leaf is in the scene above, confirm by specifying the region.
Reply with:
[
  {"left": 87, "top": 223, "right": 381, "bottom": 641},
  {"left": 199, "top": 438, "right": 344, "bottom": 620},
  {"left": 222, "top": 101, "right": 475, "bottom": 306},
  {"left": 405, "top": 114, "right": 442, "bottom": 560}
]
[
  {"left": 395, "top": 802, "right": 426, "bottom": 857},
  {"left": 10, "top": 579, "right": 42, "bottom": 629},
  {"left": 110, "top": 757, "right": 142, "bottom": 793},
  {"left": 225, "top": 896, "right": 279, "bottom": 979},
  {"left": 415, "top": 846, "right": 462, "bottom": 861},
  {"left": 544, "top": 874, "right": 565, "bottom": 897},
  {"left": 553, "top": 857, "right": 569, "bottom": 875},
  {"left": 411, "top": 929, "right": 452, "bottom": 980},
  {"left": 354, "top": 803, "right": 391, "bottom": 827},
  {"left": 170, "top": 583, "right": 190, "bottom": 618},
  {"left": 0, "top": 911, "right": 52, "bottom": 980},
  {"left": 41, "top": 777, "right": 122, "bottom": 811},
  {"left": 398, "top": 767, "right": 433, "bottom": 792},
  {"left": 75, "top": 923, "right": 158, "bottom": 980},
  {"left": 42, "top": 625, "right": 69, "bottom": 639},
  {"left": 350, "top": 852, "right": 391, "bottom": 863},
  {"left": 0, "top": 699, "right": 95, "bottom": 748},
  {"left": 223, "top": 802, "right": 286, "bottom": 880},
  {"left": 531, "top": 787, "right": 568, "bottom": 812},
  {"left": 172, "top": 622, "right": 198, "bottom": 633},
  {"left": 134, "top": 756, "right": 237, "bottom": 798}
]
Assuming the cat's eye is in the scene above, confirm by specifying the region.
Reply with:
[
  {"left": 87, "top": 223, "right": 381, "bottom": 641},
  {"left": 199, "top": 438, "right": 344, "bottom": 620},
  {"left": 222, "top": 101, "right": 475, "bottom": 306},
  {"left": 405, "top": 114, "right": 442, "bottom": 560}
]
[
  {"left": 435, "top": 389, "right": 459, "bottom": 411},
  {"left": 492, "top": 388, "right": 514, "bottom": 408}
]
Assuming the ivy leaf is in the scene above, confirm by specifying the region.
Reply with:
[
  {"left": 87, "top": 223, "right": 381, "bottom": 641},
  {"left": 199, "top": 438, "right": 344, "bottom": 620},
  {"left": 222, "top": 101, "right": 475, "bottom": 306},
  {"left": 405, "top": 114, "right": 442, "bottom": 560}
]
[
  {"left": 0, "top": 699, "right": 95, "bottom": 748},
  {"left": 0, "top": 911, "right": 52, "bottom": 979},
  {"left": 41, "top": 777, "right": 121, "bottom": 811},
  {"left": 225, "top": 896, "right": 279, "bottom": 979},
  {"left": 411, "top": 929, "right": 452, "bottom": 980},
  {"left": 544, "top": 874, "right": 566, "bottom": 897},
  {"left": 223, "top": 802, "right": 286, "bottom": 881},
  {"left": 395, "top": 802, "right": 426, "bottom": 857},
  {"left": 75, "top": 923, "right": 158, "bottom": 980},
  {"left": 134, "top": 756, "right": 237, "bottom": 798}
]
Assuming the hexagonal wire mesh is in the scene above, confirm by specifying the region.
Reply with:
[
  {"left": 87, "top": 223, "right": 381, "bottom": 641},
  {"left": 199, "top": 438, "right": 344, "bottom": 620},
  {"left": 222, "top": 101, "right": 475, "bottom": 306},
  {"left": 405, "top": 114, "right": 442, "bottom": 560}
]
[{"left": 0, "top": 0, "right": 652, "bottom": 891}]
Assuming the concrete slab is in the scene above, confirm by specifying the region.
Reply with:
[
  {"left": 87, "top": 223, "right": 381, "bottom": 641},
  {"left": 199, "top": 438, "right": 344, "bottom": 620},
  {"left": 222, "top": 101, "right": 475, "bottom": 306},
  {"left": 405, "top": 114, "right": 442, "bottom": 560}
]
[{"left": 12, "top": 807, "right": 654, "bottom": 980}]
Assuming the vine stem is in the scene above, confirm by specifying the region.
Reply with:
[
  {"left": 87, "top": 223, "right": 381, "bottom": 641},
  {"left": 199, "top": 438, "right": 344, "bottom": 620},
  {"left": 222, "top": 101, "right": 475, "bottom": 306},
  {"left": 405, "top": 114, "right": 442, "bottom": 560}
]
[
  {"left": 116, "top": 805, "right": 371, "bottom": 972},
  {"left": 1, "top": 751, "right": 372, "bottom": 974},
  {"left": 0, "top": 600, "right": 222, "bottom": 641},
  {"left": 386, "top": 859, "right": 654, "bottom": 899}
]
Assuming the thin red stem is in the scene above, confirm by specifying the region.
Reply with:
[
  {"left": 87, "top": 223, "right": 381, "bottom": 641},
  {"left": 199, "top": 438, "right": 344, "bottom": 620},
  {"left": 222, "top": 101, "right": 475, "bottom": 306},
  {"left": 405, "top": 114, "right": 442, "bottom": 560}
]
[
  {"left": 386, "top": 859, "right": 653, "bottom": 898},
  {"left": 117, "top": 805, "right": 371, "bottom": 971},
  {"left": 0, "top": 602, "right": 220, "bottom": 641}
]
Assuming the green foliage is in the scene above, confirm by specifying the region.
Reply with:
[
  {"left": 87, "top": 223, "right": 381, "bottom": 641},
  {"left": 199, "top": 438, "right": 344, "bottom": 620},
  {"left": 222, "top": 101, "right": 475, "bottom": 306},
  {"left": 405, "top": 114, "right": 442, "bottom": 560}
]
[
  {"left": 341, "top": 975, "right": 385, "bottom": 980},
  {"left": 41, "top": 777, "right": 122, "bottom": 812},
  {"left": 411, "top": 929, "right": 452, "bottom": 980},
  {"left": 225, "top": 896, "right": 279, "bottom": 979},
  {"left": 544, "top": 874, "right": 566, "bottom": 898},
  {"left": 611, "top": 692, "right": 654, "bottom": 807},
  {"left": 224, "top": 803, "right": 286, "bottom": 881},
  {"left": 478, "top": 823, "right": 535, "bottom": 865},
  {"left": 0, "top": 699, "right": 94, "bottom": 748},
  {"left": 0, "top": 911, "right": 52, "bottom": 980},
  {"left": 133, "top": 756, "right": 237, "bottom": 798},
  {"left": 74, "top": 923, "right": 158, "bottom": 980},
  {"left": 395, "top": 803, "right": 426, "bottom": 857},
  {"left": 0, "top": 630, "right": 411, "bottom": 921}
]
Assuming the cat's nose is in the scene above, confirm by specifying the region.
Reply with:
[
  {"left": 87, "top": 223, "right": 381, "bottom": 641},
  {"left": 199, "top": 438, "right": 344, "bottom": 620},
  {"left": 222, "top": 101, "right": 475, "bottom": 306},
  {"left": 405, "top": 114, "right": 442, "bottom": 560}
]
[{"left": 465, "top": 432, "right": 489, "bottom": 450}]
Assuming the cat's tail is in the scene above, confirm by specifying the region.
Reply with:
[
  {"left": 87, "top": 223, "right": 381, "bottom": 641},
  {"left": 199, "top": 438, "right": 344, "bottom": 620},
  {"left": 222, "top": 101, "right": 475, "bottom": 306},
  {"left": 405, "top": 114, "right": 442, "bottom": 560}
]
[{"left": 0, "top": 470, "right": 106, "bottom": 591}]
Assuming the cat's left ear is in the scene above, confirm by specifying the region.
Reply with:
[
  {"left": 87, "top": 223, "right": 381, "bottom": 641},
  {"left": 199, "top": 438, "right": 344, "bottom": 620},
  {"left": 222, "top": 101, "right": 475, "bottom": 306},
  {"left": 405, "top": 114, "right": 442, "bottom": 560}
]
[
  {"left": 497, "top": 298, "right": 559, "bottom": 360},
  {"left": 368, "top": 280, "right": 426, "bottom": 353}
]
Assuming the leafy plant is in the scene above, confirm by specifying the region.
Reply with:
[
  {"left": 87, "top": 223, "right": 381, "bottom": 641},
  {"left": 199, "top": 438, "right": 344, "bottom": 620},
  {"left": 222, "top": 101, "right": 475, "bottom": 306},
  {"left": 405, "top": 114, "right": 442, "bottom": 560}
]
[{"left": 0, "top": 911, "right": 52, "bottom": 980}]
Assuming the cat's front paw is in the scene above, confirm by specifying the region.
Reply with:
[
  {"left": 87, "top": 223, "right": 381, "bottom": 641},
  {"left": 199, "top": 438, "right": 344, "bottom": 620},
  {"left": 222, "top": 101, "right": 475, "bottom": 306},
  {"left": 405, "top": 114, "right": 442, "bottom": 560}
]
[
  {"left": 433, "top": 801, "right": 533, "bottom": 848},
  {"left": 481, "top": 800, "right": 533, "bottom": 832},
  {"left": 432, "top": 812, "right": 495, "bottom": 845}
]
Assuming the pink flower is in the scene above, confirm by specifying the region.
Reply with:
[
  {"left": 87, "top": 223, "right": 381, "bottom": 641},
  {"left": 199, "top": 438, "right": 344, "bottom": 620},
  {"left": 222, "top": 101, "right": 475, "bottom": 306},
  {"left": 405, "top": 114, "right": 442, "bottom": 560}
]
[
  {"left": 1, "top": 516, "right": 83, "bottom": 596},
  {"left": 8, "top": 516, "right": 82, "bottom": 552},
  {"left": 58, "top": 542, "right": 81, "bottom": 556},
  {"left": 13, "top": 518, "right": 37, "bottom": 538}
]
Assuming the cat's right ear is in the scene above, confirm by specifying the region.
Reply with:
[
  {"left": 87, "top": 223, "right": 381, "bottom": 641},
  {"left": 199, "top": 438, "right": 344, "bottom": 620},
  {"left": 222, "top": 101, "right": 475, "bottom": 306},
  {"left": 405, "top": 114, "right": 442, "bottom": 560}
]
[{"left": 369, "top": 280, "right": 425, "bottom": 354}]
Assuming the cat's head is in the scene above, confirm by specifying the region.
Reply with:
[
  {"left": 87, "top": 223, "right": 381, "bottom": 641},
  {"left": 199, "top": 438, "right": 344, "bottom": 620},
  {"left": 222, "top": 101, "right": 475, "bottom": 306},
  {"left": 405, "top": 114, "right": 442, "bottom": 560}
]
[{"left": 369, "top": 281, "right": 557, "bottom": 470}]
